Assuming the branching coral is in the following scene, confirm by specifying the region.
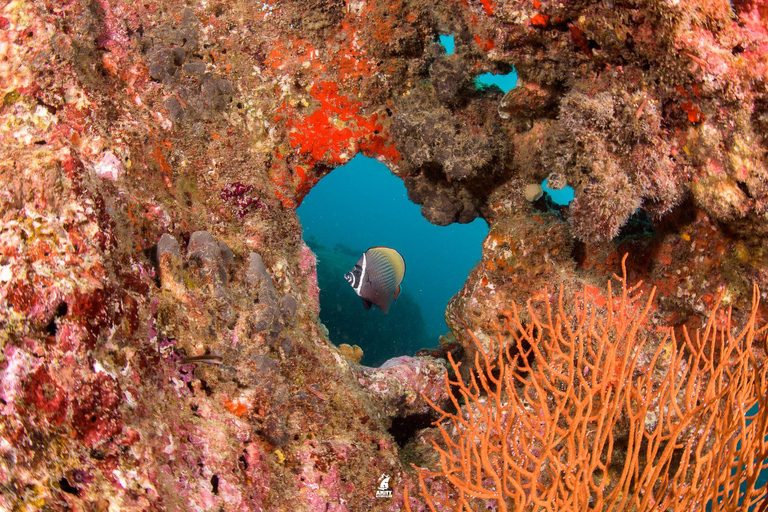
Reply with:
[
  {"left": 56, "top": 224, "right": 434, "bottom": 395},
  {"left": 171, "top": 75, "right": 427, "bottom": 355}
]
[{"left": 406, "top": 258, "right": 768, "bottom": 511}]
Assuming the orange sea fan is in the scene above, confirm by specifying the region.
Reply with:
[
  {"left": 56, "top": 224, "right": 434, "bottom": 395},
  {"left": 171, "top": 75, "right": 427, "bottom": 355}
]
[{"left": 405, "top": 259, "right": 768, "bottom": 511}]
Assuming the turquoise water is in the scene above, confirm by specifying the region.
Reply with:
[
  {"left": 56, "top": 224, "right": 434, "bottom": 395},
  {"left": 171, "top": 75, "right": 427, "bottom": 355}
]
[
  {"left": 297, "top": 155, "right": 488, "bottom": 362},
  {"left": 475, "top": 70, "right": 517, "bottom": 93},
  {"left": 542, "top": 179, "right": 575, "bottom": 205},
  {"left": 439, "top": 34, "right": 455, "bottom": 55}
]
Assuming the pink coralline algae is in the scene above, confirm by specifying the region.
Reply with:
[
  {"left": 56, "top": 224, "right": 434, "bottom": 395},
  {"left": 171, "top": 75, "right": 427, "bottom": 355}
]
[
  {"left": 354, "top": 355, "right": 448, "bottom": 418},
  {"left": 70, "top": 373, "right": 123, "bottom": 448},
  {"left": 0, "top": 345, "right": 39, "bottom": 416},
  {"left": 298, "top": 242, "right": 320, "bottom": 308},
  {"left": 23, "top": 366, "right": 70, "bottom": 427},
  {"left": 295, "top": 440, "right": 355, "bottom": 511},
  {"left": 93, "top": 151, "right": 125, "bottom": 181}
]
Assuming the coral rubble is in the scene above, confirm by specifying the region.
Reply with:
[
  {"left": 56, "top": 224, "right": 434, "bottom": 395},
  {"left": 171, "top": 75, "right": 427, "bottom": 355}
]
[{"left": 2, "top": 0, "right": 768, "bottom": 509}]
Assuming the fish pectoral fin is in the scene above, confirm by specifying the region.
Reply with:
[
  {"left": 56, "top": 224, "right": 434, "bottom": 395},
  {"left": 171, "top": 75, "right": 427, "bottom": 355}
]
[{"left": 362, "top": 298, "right": 373, "bottom": 310}]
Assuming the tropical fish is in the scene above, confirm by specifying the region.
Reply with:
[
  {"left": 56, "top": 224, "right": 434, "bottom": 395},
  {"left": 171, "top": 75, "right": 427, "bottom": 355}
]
[{"left": 344, "top": 247, "right": 405, "bottom": 314}]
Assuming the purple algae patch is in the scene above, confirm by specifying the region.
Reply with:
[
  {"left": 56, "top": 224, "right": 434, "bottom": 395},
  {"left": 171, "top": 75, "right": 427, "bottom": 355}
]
[{"left": 220, "top": 182, "right": 267, "bottom": 217}]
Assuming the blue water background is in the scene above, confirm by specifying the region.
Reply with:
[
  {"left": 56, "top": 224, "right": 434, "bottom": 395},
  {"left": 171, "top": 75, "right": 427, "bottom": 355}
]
[
  {"left": 475, "top": 71, "right": 517, "bottom": 93},
  {"left": 297, "top": 155, "right": 488, "bottom": 343},
  {"left": 439, "top": 34, "right": 455, "bottom": 54},
  {"left": 542, "top": 179, "right": 575, "bottom": 205}
]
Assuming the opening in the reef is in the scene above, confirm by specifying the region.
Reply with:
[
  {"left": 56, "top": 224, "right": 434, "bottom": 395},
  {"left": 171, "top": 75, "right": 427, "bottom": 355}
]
[
  {"left": 475, "top": 69, "right": 517, "bottom": 93},
  {"left": 542, "top": 179, "right": 574, "bottom": 206},
  {"left": 297, "top": 155, "right": 488, "bottom": 367},
  {"left": 438, "top": 34, "right": 455, "bottom": 55},
  {"left": 616, "top": 209, "right": 656, "bottom": 240},
  {"left": 389, "top": 412, "right": 439, "bottom": 448}
]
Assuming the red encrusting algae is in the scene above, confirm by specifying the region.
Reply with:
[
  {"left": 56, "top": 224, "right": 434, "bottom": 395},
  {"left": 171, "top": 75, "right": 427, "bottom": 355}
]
[{"left": 272, "top": 81, "right": 399, "bottom": 207}]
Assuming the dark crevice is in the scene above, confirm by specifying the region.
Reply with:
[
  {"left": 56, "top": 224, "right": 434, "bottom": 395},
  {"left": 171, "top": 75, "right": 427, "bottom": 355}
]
[
  {"left": 651, "top": 196, "right": 698, "bottom": 234},
  {"left": 211, "top": 474, "right": 219, "bottom": 494},
  {"left": 55, "top": 301, "right": 68, "bottom": 318},
  {"left": 388, "top": 411, "right": 440, "bottom": 448},
  {"left": 571, "top": 240, "right": 587, "bottom": 268},
  {"left": 59, "top": 477, "right": 81, "bottom": 496},
  {"left": 615, "top": 209, "right": 656, "bottom": 242},
  {"left": 736, "top": 180, "right": 753, "bottom": 199},
  {"left": 36, "top": 97, "right": 59, "bottom": 115},
  {"left": 199, "top": 378, "right": 214, "bottom": 396},
  {"left": 143, "top": 243, "right": 162, "bottom": 288},
  {"left": 45, "top": 318, "right": 58, "bottom": 336},
  {"left": 90, "top": 449, "right": 106, "bottom": 460},
  {"left": 45, "top": 301, "right": 68, "bottom": 336}
]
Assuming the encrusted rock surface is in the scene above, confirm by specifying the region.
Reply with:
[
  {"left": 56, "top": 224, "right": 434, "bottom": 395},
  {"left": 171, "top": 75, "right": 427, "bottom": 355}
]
[{"left": 2, "top": 0, "right": 768, "bottom": 509}]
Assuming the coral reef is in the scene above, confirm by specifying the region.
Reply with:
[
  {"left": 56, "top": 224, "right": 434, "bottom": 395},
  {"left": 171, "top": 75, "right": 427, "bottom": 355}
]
[
  {"left": 392, "top": 85, "right": 508, "bottom": 225},
  {"left": 409, "top": 262, "right": 768, "bottom": 510},
  {"left": 338, "top": 343, "right": 364, "bottom": 363},
  {"left": 2, "top": 0, "right": 768, "bottom": 509}
]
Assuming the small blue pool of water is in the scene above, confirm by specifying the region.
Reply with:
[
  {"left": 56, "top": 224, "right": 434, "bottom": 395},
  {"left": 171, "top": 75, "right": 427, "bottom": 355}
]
[
  {"left": 475, "top": 70, "right": 518, "bottom": 93},
  {"left": 439, "top": 34, "right": 455, "bottom": 55},
  {"left": 542, "top": 179, "right": 575, "bottom": 205},
  {"left": 297, "top": 155, "right": 488, "bottom": 364}
]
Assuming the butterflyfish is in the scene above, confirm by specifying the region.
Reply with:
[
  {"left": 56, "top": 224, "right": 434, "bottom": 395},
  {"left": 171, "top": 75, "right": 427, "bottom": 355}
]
[{"left": 344, "top": 247, "right": 405, "bottom": 314}]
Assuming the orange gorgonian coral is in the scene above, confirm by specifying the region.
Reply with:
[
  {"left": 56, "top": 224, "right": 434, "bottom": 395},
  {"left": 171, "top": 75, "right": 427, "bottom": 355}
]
[{"left": 406, "top": 259, "right": 768, "bottom": 511}]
